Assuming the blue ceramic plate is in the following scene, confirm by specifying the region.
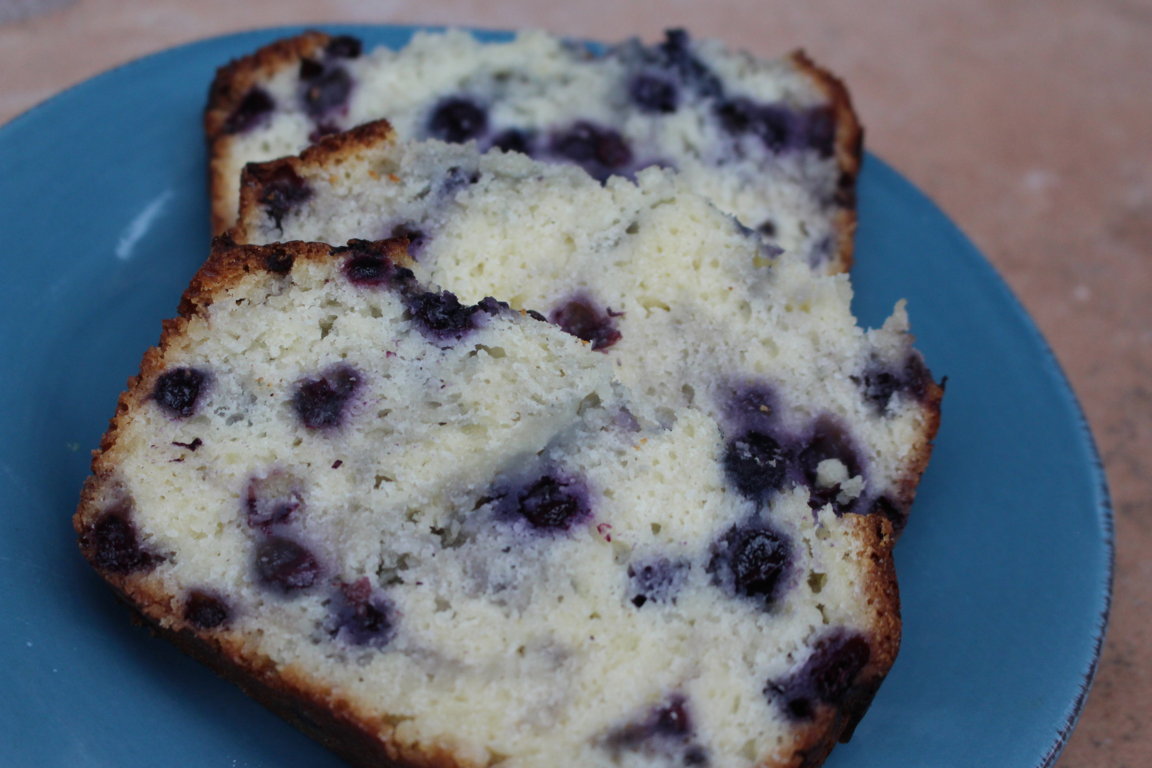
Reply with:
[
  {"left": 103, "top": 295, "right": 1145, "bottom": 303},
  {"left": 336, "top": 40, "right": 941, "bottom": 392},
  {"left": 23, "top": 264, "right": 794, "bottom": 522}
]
[{"left": 0, "top": 25, "right": 1111, "bottom": 768}]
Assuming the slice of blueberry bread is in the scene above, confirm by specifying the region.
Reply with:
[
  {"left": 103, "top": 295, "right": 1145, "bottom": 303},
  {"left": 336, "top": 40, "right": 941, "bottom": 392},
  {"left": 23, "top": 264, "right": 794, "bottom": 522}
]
[
  {"left": 206, "top": 28, "right": 861, "bottom": 272},
  {"left": 77, "top": 238, "right": 900, "bottom": 768},
  {"left": 231, "top": 122, "right": 942, "bottom": 535}
]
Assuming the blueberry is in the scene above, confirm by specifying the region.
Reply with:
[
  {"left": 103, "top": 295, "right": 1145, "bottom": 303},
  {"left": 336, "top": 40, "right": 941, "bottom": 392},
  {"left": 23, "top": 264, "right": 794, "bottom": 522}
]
[
  {"left": 298, "top": 57, "right": 323, "bottom": 80},
  {"left": 300, "top": 65, "right": 353, "bottom": 119},
  {"left": 253, "top": 535, "right": 321, "bottom": 594},
  {"left": 490, "top": 128, "right": 533, "bottom": 155},
  {"left": 834, "top": 169, "right": 857, "bottom": 208},
  {"left": 630, "top": 74, "right": 679, "bottom": 113},
  {"left": 715, "top": 98, "right": 757, "bottom": 135},
  {"left": 627, "top": 557, "right": 690, "bottom": 607},
  {"left": 868, "top": 495, "right": 905, "bottom": 532},
  {"left": 797, "top": 416, "right": 864, "bottom": 513},
  {"left": 708, "top": 524, "right": 790, "bottom": 609},
  {"left": 476, "top": 296, "right": 510, "bottom": 315},
  {"left": 723, "top": 431, "right": 790, "bottom": 500},
  {"left": 752, "top": 105, "right": 794, "bottom": 152},
  {"left": 441, "top": 165, "right": 481, "bottom": 196},
  {"left": 245, "top": 472, "right": 303, "bottom": 529},
  {"left": 404, "top": 290, "right": 483, "bottom": 341},
  {"left": 427, "top": 97, "right": 488, "bottom": 143},
  {"left": 495, "top": 472, "right": 590, "bottom": 531},
  {"left": 757, "top": 219, "right": 777, "bottom": 238},
  {"left": 292, "top": 364, "right": 361, "bottom": 430},
  {"left": 766, "top": 630, "right": 871, "bottom": 720},
  {"left": 222, "top": 87, "right": 274, "bottom": 134},
  {"left": 327, "top": 578, "right": 395, "bottom": 648},
  {"left": 339, "top": 241, "right": 414, "bottom": 288},
  {"left": 549, "top": 295, "right": 623, "bottom": 351},
  {"left": 82, "top": 505, "right": 159, "bottom": 574},
  {"left": 549, "top": 122, "right": 633, "bottom": 182},
  {"left": 724, "top": 383, "right": 781, "bottom": 434},
  {"left": 653, "top": 29, "right": 724, "bottom": 99},
  {"left": 857, "top": 352, "right": 934, "bottom": 413},
  {"left": 324, "top": 35, "right": 362, "bottom": 59},
  {"left": 604, "top": 694, "right": 709, "bottom": 764},
  {"left": 153, "top": 367, "right": 208, "bottom": 419},
  {"left": 803, "top": 106, "right": 837, "bottom": 156},
  {"left": 183, "top": 590, "right": 231, "bottom": 629},
  {"left": 252, "top": 164, "right": 312, "bottom": 230},
  {"left": 715, "top": 99, "right": 798, "bottom": 152}
]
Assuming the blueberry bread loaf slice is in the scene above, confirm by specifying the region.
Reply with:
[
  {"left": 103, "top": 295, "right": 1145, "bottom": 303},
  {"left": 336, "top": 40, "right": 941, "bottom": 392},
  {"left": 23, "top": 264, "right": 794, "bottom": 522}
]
[
  {"left": 231, "top": 122, "right": 942, "bottom": 535},
  {"left": 206, "top": 28, "right": 861, "bottom": 272},
  {"left": 76, "top": 238, "right": 900, "bottom": 768}
]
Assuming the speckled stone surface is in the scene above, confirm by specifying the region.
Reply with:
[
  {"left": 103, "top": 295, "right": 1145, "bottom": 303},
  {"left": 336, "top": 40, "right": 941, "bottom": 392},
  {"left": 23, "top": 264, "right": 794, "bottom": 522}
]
[{"left": 1, "top": 1, "right": 1148, "bottom": 766}]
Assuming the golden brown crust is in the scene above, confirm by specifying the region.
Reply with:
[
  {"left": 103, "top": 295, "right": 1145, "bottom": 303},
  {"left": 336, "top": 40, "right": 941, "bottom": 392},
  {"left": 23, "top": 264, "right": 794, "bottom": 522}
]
[
  {"left": 206, "top": 31, "right": 333, "bottom": 235},
  {"left": 788, "top": 49, "right": 864, "bottom": 275}
]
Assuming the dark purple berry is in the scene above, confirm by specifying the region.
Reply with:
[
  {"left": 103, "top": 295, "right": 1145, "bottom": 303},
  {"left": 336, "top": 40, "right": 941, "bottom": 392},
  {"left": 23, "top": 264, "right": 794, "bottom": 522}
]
[
  {"left": 708, "top": 524, "right": 790, "bottom": 609},
  {"left": 868, "top": 495, "right": 905, "bottom": 532},
  {"left": 723, "top": 383, "right": 781, "bottom": 428},
  {"left": 604, "top": 694, "right": 707, "bottom": 764},
  {"left": 653, "top": 29, "right": 724, "bottom": 99},
  {"left": 757, "top": 219, "right": 777, "bottom": 238},
  {"left": 441, "top": 165, "right": 481, "bottom": 196},
  {"left": 404, "top": 290, "right": 482, "bottom": 340},
  {"left": 263, "top": 246, "right": 295, "bottom": 274},
  {"left": 752, "top": 105, "right": 793, "bottom": 152},
  {"left": 490, "top": 128, "right": 533, "bottom": 155},
  {"left": 803, "top": 106, "right": 837, "bottom": 156},
  {"left": 245, "top": 472, "right": 303, "bottom": 529},
  {"left": 517, "top": 475, "right": 588, "bottom": 529},
  {"left": 810, "top": 632, "right": 871, "bottom": 701},
  {"left": 627, "top": 557, "right": 689, "bottom": 607},
  {"left": 339, "top": 241, "right": 413, "bottom": 288},
  {"left": 327, "top": 578, "right": 395, "bottom": 648},
  {"left": 184, "top": 590, "right": 231, "bottom": 629},
  {"left": 857, "top": 352, "right": 933, "bottom": 413},
  {"left": 798, "top": 416, "right": 864, "bottom": 513},
  {"left": 253, "top": 535, "right": 321, "bottom": 594},
  {"left": 292, "top": 364, "right": 361, "bottom": 430},
  {"left": 766, "top": 630, "right": 871, "bottom": 720},
  {"left": 549, "top": 122, "right": 633, "bottom": 182},
  {"left": 82, "top": 505, "right": 159, "bottom": 574},
  {"left": 222, "top": 87, "right": 274, "bottom": 134},
  {"left": 299, "top": 57, "right": 324, "bottom": 80},
  {"left": 630, "top": 74, "right": 679, "bottom": 113},
  {"left": 153, "top": 367, "right": 208, "bottom": 419},
  {"left": 549, "top": 295, "right": 623, "bottom": 351},
  {"left": 723, "top": 431, "right": 790, "bottom": 499},
  {"left": 716, "top": 98, "right": 757, "bottom": 135},
  {"left": 427, "top": 97, "right": 488, "bottom": 143},
  {"left": 325, "top": 35, "right": 362, "bottom": 59},
  {"left": 253, "top": 165, "right": 312, "bottom": 230},
  {"left": 300, "top": 66, "right": 353, "bottom": 119},
  {"left": 476, "top": 296, "right": 510, "bottom": 315},
  {"left": 834, "top": 170, "right": 857, "bottom": 208}
]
